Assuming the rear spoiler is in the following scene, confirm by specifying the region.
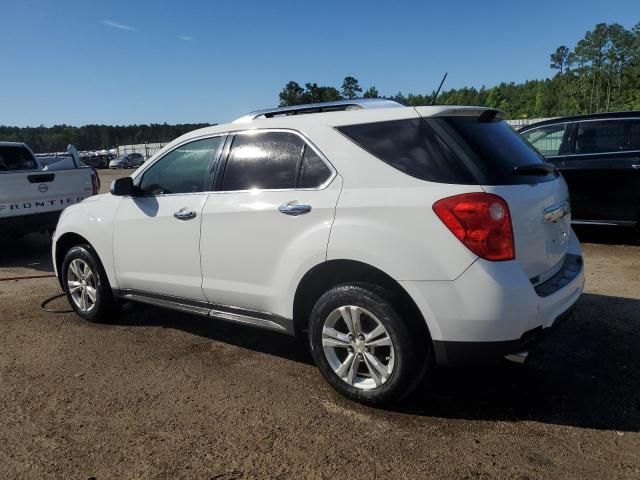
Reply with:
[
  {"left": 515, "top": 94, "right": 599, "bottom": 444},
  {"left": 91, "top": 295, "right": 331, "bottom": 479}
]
[{"left": 414, "top": 106, "right": 506, "bottom": 120}]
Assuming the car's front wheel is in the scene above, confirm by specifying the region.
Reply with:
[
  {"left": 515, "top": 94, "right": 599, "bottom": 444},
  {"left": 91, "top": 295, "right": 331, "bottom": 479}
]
[
  {"left": 61, "top": 245, "right": 117, "bottom": 322},
  {"left": 308, "top": 283, "right": 428, "bottom": 406}
]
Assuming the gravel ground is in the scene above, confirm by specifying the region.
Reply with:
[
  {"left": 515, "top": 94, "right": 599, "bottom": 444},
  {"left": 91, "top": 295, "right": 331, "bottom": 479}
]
[{"left": 0, "top": 172, "right": 638, "bottom": 479}]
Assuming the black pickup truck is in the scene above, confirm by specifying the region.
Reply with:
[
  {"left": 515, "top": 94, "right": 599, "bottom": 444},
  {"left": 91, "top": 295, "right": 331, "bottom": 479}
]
[{"left": 520, "top": 111, "right": 640, "bottom": 235}]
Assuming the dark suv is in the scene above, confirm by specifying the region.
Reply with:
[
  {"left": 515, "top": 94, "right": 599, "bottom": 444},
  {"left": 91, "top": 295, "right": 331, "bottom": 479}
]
[{"left": 520, "top": 112, "right": 640, "bottom": 232}]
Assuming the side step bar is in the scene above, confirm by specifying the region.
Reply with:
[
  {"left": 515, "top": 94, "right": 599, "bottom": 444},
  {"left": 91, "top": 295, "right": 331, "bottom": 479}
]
[
  {"left": 208, "top": 307, "right": 289, "bottom": 333},
  {"left": 114, "top": 289, "right": 294, "bottom": 335}
]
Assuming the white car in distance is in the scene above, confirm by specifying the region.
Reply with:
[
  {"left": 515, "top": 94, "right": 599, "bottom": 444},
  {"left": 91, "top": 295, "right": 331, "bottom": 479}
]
[{"left": 52, "top": 99, "right": 584, "bottom": 405}]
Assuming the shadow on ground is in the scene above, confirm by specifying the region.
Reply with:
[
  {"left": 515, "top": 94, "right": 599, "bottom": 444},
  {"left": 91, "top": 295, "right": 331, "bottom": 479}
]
[
  {"left": 113, "top": 301, "right": 310, "bottom": 365},
  {"left": 107, "top": 291, "right": 640, "bottom": 433},
  {"left": 0, "top": 233, "right": 53, "bottom": 273},
  {"left": 401, "top": 292, "right": 640, "bottom": 432}
]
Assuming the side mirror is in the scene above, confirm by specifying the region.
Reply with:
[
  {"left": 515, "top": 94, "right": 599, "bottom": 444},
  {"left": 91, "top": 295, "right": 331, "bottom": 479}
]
[{"left": 110, "top": 177, "right": 136, "bottom": 196}]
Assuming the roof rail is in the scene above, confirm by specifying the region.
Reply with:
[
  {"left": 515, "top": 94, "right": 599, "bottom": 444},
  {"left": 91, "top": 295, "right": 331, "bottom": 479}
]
[{"left": 232, "top": 98, "right": 403, "bottom": 123}]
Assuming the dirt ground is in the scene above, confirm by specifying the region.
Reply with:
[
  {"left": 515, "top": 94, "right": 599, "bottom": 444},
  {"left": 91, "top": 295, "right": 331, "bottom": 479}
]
[{"left": 0, "top": 169, "right": 638, "bottom": 479}]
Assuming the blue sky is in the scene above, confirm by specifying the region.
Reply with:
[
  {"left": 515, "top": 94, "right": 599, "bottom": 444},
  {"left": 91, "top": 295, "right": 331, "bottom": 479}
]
[{"left": 1, "top": 0, "right": 638, "bottom": 127}]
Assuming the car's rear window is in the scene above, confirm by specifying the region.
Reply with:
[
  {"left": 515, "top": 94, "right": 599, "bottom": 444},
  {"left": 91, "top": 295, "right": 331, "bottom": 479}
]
[
  {"left": 0, "top": 146, "right": 38, "bottom": 171},
  {"left": 431, "top": 116, "right": 554, "bottom": 185},
  {"left": 337, "top": 116, "right": 555, "bottom": 185}
]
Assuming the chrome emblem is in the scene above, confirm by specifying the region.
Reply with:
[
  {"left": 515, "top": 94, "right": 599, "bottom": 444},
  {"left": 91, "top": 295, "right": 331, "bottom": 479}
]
[
  {"left": 37, "top": 184, "right": 49, "bottom": 193},
  {"left": 543, "top": 200, "right": 570, "bottom": 223}
]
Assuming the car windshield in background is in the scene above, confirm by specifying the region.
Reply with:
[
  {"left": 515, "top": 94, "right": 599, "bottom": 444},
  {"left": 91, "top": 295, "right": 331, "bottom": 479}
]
[
  {"left": 0, "top": 146, "right": 38, "bottom": 171},
  {"left": 337, "top": 116, "right": 555, "bottom": 186},
  {"left": 520, "top": 124, "right": 568, "bottom": 156}
]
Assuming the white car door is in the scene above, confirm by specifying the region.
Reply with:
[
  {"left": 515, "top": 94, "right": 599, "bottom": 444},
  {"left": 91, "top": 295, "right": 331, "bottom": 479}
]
[
  {"left": 200, "top": 130, "right": 341, "bottom": 317},
  {"left": 113, "top": 135, "right": 225, "bottom": 300}
]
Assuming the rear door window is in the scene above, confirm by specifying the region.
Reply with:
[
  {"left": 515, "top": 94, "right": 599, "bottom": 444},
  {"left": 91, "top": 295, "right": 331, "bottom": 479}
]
[
  {"left": 575, "top": 119, "right": 640, "bottom": 154},
  {"left": 298, "top": 145, "right": 332, "bottom": 188},
  {"left": 0, "top": 146, "right": 38, "bottom": 171},
  {"left": 576, "top": 120, "right": 624, "bottom": 154},
  {"left": 628, "top": 120, "right": 640, "bottom": 150},
  {"left": 221, "top": 131, "right": 306, "bottom": 191}
]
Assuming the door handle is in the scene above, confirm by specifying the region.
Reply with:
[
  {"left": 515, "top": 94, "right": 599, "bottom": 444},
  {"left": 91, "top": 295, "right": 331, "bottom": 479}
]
[
  {"left": 632, "top": 164, "right": 640, "bottom": 170},
  {"left": 278, "top": 202, "right": 312, "bottom": 216},
  {"left": 173, "top": 208, "right": 197, "bottom": 220}
]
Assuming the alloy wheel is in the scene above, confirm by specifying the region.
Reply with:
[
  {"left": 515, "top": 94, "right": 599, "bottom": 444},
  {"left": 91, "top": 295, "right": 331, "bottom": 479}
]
[
  {"left": 322, "top": 305, "right": 395, "bottom": 390},
  {"left": 67, "top": 259, "right": 97, "bottom": 313}
]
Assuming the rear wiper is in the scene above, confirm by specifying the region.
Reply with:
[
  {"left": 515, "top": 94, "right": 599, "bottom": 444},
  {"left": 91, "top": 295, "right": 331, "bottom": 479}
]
[{"left": 512, "top": 163, "right": 556, "bottom": 176}]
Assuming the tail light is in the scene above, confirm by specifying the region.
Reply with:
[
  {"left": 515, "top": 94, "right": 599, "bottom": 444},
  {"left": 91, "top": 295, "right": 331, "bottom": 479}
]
[
  {"left": 433, "top": 193, "right": 514, "bottom": 261},
  {"left": 91, "top": 171, "right": 100, "bottom": 195}
]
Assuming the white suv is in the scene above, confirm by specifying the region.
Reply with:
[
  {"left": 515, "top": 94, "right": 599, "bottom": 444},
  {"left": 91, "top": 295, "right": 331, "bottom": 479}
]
[{"left": 52, "top": 99, "right": 585, "bottom": 405}]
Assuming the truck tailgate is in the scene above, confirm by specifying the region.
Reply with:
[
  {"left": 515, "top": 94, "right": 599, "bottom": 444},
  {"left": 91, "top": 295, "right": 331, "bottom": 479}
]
[{"left": 0, "top": 169, "right": 94, "bottom": 219}]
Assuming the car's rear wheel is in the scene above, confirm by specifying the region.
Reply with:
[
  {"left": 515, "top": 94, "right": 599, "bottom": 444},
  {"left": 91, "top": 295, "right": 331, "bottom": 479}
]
[
  {"left": 62, "top": 245, "right": 117, "bottom": 322},
  {"left": 308, "top": 283, "right": 428, "bottom": 406}
]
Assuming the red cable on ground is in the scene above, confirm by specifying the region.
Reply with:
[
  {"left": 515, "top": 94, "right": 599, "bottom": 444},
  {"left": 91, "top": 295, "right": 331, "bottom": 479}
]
[{"left": 0, "top": 274, "right": 56, "bottom": 282}]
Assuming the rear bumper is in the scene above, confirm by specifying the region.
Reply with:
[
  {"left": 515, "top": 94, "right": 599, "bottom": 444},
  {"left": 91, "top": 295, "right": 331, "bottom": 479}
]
[
  {"left": 0, "top": 211, "right": 61, "bottom": 237},
  {"left": 401, "top": 230, "right": 585, "bottom": 366},
  {"left": 432, "top": 306, "right": 575, "bottom": 366}
]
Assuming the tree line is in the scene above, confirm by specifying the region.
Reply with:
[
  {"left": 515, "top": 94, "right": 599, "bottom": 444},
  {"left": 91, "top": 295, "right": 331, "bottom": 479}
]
[
  {"left": 0, "top": 123, "right": 213, "bottom": 153},
  {"left": 279, "top": 22, "right": 640, "bottom": 118},
  {"left": 3, "top": 22, "right": 637, "bottom": 152}
]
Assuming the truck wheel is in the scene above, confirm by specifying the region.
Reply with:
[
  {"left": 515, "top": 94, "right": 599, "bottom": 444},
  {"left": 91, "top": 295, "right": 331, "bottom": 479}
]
[
  {"left": 61, "top": 245, "right": 117, "bottom": 323},
  {"left": 308, "top": 283, "right": 428, "bottom": 406}
]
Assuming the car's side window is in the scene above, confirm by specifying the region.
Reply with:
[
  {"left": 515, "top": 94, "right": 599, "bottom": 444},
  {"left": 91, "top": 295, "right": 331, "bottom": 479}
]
[
  {"left": 298, "top": 144, "right": 332, "bottom": 188},
  {"left": 138, "top": 136, "right": 224, "bottom": 196},
  {"left": 220, "top": 131, "right": 333, "bottom": 191},
  {"left": 521, "top": 124, "right": 568, "bottom": 157},
  {"left": 221, "top": 132, "right": 303, "bottom": 191},
  {"left": 575, "top": 120, "right": 637, "bottom": 154},
  {"left": 628, "top": 120, "right": 640, "bottom": 151}
]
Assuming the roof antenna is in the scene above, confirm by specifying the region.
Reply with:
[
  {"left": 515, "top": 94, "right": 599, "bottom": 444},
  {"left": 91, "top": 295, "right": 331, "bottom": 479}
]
[{"left": 431, "top": 72, "right": 448, "bottom": 105}]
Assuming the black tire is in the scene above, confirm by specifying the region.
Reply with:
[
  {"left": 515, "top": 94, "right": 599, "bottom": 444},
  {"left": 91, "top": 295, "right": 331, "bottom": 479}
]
[
  {"left": 308, "top": 283, "right": 429, "bottom": 406},
  {"left": 61, "top": 244, "right": 118, "bottom": 323}
]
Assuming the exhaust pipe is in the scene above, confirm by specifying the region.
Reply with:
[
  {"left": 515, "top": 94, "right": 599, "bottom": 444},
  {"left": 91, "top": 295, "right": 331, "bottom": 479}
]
[{"left": 505, "top": 351, "right": 529, "bottom": 364}]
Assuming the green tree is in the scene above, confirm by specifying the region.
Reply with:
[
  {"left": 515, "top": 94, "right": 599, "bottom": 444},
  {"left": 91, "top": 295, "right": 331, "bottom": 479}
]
[
  {"left": 279, "top": 81, "right": 305, "bottom": 106},
  {"left": 363, "top": 86, "right": 379, "bottom": 98},
  {"left": 303, "top": 83, "right": 342, "bottom": 103},
  {"left": 341, "top": 76, "right": 362, "bottom": 99},
  {"left": 550, "top": 45, "right": 570, "bottom": 74},
  {"left": 0, "top": 123, "right": 213, "bottom": 152}
]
